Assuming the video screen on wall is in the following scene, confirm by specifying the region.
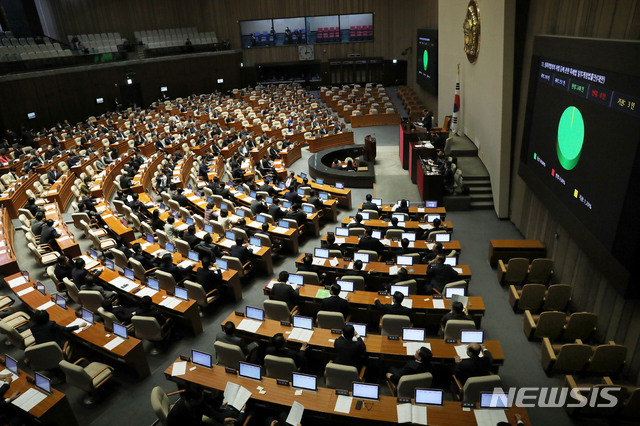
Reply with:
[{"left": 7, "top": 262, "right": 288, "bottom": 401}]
[
  {"left": 240, "top": 13, "right": 373, "bottom": 48},
  {"left": 416, "top": 29, "right": 438, "bottom": 94},
  {"left": 519, "top": 36, "right": 640, "bottom": 293}
]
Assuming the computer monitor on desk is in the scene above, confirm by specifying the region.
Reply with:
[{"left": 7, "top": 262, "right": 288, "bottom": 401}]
[
  {"left": 352, "top": 382, "right": 379, "bottom": 400},
  {"left": 480, "top": 392, "right": 509, "bottom": 408},
  {"left": 191, "top": 350, "right": 212, "bottom": 368},
  {"left": 435, "top": 233, "right": 451, "bottom": 242},
  {"left": 371, "top": 230, "right": 382, "bottom": 239},
  {"left": 4, "top": 354, "right": 18, "bottom": 375},
  {"left": 238, "top": 362, "right": 262, "bottom": 380},
  {"left": 148, "top": 277, "right": 159, "bottom": 291},
  {"left": 353, "top": 252, "right": 369, "bottom": 263},
  {"left": 113, "top": 323, "right": 128, "bottom": 339},
  {"left": 35, "top": 373, "right": 51, "bottom": 393},
  {"left": 292, "top": 315, "right": 313, "bottom": 330},
  {"left": 415, "top": 388, "right": 443, "bottom": 405},
  {"left": 390, "top": 285, "right": 409, "bottom": 297},
  {"left": 246, "top": 306, "right": 264, "bottom": 321},
  {"left": 292, "top": 373, "right": 317, "bottom": 391}
]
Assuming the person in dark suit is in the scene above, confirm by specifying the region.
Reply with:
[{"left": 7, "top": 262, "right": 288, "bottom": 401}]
[
  {"left": 135, "top": 295, "right": 168, "bottom": 326},
  {"left": 182, "top": 225, "right": 202, "bottom": 249},
  {"left": 357, "top": 229, "right": 385, "bottom": 255},
  {"left": 230, "top": 238, "right": 252, "bottom": 264},
  {"left": 54, "top": 254, "right": 73, "bottom": 282},
  {"left": 173, "top": 188, "right": 189, "bottom": 208},
  {"left": 30, "top": 211, "right": 45, "bottom": 236},
  {"left": 132, "top": 242, "right": 157, "bottom": 271},
  {"left": 151, "top": 209, "right": 165, "bottom": 231},
  {"left": 306, "top": 190, "right": 323, "bottom": 211},
  {"left": 374, "top": 291, "right": 412, "bottom": 319},
  {"left": 196, "top": 257, "right": 222, "bottom": 293},
  {"left": 119, "top": 173, "right": 132, "bottom": 192},
  {"left": 24, "top": 197, "right": 42, "bottom": 217},
  {"left": 167, "top": 384, "right": 246, "bottom": 426},
  {"left": 215, "top": 321, "right": 249, "bottom": 355},
  {"left": 424, "top": 255, "right": 459, "bottom": 295},
  {"left": 195, "top": 234, "right": 224, "bottom": 260},
  {"left": 386, "top": 346, "right": 432, "bottom": 385},
  {"left": 347, "top": 213, "right": 366, "bottom": 230},
  {"left": 334, "top": 324, "right": 367, "bottom": 369},
  {"left": 270, "top": 271, "right": 298, "bottom": 309},
  {"left": 268, "top": 198, "right": 285, "bottom": 221},
  {"left": 442, "top": 162, "right": 455, "bottom": 191},
  {"left": 362, "top": 193, "right": 381, "bottom": 215},
  {"left": 422, "top": 110, "right": 433, "bottom": 131},
  {"left": 387, "top": 216, "right": 404, "bottom": 232},
  {"left": 47, "top": 168, "right": 62, "bottom": 184},
  {"left": 394, "top": 238, "right": 416, "bottom": 259},
  {"left": 101, "top": 299, "right": 135, "bottom": 325},
  {"left": 283, "top": 186, "right": 302, "bottom": 204},
  {"left": 396, "top": 199, "right": 410, "bottom": 214},
  {"left": 323, "top": 233, "right": 343, "bottom": 253},
  {"left": 39, "top": 219, "right": 60, "bottom": 247},
  {"left": 286, "top": 204, "right": 306, "bottom": 226},
  {"left": 265, "top": 333, "right": 307, "bottom": 370},
  {"left": 158, "top": 253, "right": 193, "bottom": 282},
  {"left": 0, "top": 374, "right": 21, "bottom": 426},
  {"left": 440, "top": 301, "right": 472, "bottom": 333},
  {"left": 30, "top": 310, "right": 79, "bottom": 347},
  {"left": 453, "top": 343, "right": 494, "bottom": 385},
  {"left": 296, "top": 254, "right": 318, "bottom": 274},
  {"left": 250, "top": 194, "right": 268, "bottom": 216},
  {"left": 319, "top": 283, "right": 350, "bottom": 319}
]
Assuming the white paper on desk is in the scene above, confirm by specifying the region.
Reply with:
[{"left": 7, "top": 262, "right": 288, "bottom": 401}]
[
  {"left": 397, "top": 403, "right": 412, "bottom": 423},
  {"left": 272, "top": 226, "right": 288, "bottom": 234},
  {"left": 79, "top": 255, "right": 100, "bottom": 270},
  {"left": 418, "top": 224, "right": 434, "bottom": 230},
  {"left": 329, "top": 257, "right": 339, "bottom": 267},
  {"left": 104, "top": 336, "right": 124, "bottom": 351},
  {"left": 455, "top": 344, "right": 483, "bottom": 359},
  {"left": 219, "top": 239, "right": 235, "bottom": 248},
  {"left": 102, "top": 214, "right": 113, "bottom": 219},
  {"left": 96, "top": 205, "right": 107, "bottom": 214},
  {"left": 452, "top": 294, "right": 468, "bottom": 308},
  {"left": 312, "top": 258, "right": 325, "bottom": 266},
  {"left": 380, "top": 238, "right": 391, "bottom": 245},
  {"left": 140, "top": 242, "right": 152, "bottom": 249},
  {"left": 289, "top": 327, "right": 313, "bottom": 343},
  {"left": 37, "top": 301, "right": 55, "bottom": 311},
  {"left": 44, "top": 204, "right": 56, "bottom": 210},
  {"left": 418, "top": 207, "right": 425, "bottom": 213},
  {"left": 404, "top": 342, "right": 430, "bottom": 356},
  {"left": 388, "top": 265, "right": 399, "bottom": 276},
  {"left": 286, "top": 401, "right": 304, "bottom": 426},
  {"left": 159, "top": 297, "right": 181, "bottom": 309},
  {"left": 427, "top": 243, "right": 435, "bottom": 250},
  {"left": 248, "top": 221, "right": 262, "bottom": 229},
  {"left": 67, "top": 318, "right": 90, "bottom": 333},
  {"left": 346, "top": 262, "right": 354, "bottom": 270},
  {"left": 110, "top": 276, "right": 136, "bottom": 292},
  {"left": 12, "top": 388, "right": 47, "bottom": 412},
  {"left": 136, "top": 287, "right": 158, "bottom": 298},
  {"left": 57, "top": 235, "right": 70, "bottom": 242},
  {"left": 7, "top": 276, "right": 27, "bottom": 288},
  {"left": 176, "top": 223, "right": 189, "bottom": 231},
  {"left": 237, "top": 318, "right": 262, "bottom": 333},
  {"left": 453, "top": 267, "right": 463, "bottom": 274},
  {"left": 432, "top": 299, "right": 445, "bottom": 309},
  {"left": 178, "top": 259, "right": 197, "bottom": 268},
  {"left": 408, "top": 242, "right": 415, "bottom": 248},
  {"left": 17, "top": 287, "right": 35, "bottom": 296},
  {"left": 334, "top": 237, "right": 345, "bottom": 245},
  {"left": 334, "top": 395, "right": 352, "bottom": 414},
  {"left": 474, "top": 409, "right": 507, "bottom": 426},
  {"left": 0, "top": 368, "right": 18, "bottom": 382},
  {"left": 401, "top": 298, "right": 413, "bottom": 309},
  {"left": 223, "top": 382, "right": 252, "bottom": 411},
  {"left": 195, "top": 231, "right": 207, "bottom": 239},
  {"left": 171, "top": 361, "right": 187, "bottom": 376}
]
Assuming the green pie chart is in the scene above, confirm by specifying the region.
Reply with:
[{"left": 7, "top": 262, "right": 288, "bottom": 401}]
[
  {"left": 556, "top": 106, "right": 584, "bottom": 170},
  {"left": 423, "top": 49, "right": 428, "bottom": 71}
]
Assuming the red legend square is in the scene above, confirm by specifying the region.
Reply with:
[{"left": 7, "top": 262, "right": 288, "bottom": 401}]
[{"left": 551, "top": 169, "right": 555, "bottom": 176}]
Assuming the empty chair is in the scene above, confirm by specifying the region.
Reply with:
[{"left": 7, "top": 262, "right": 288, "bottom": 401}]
[
  {"left": 562, "top": 312, "right": 597, "bottom": 341},
  {"left": 63, "top": 278, "right": 81, "bottom": 305},
  {"left": 396, "top": 373, "right": 433, "bottom": 398},
  {"left": 541, "top": 337, "right": 592, "bottom": 374},
  {"left": 264, "top": 300, "right": 296, "bottom": 322},
  {"left": 131, "top": 315, "right": 171, "bottom": 355},
  {"left": 457, "top": 375, "right": 503, "bottom": 402},
  {"left": 88, "top": 230, "right": 116, "bottom": 257},
  {"left": 356, "top": 250, "right": 378, "bottom": 262},
  {"left": 59, "top": 359, "right": 114, "bottom": 404},
  {"left": 442, "top": 280, "right": 467, "bottom": 295},
  {"left": 78, "top": 290, "right": 104, "bottom": 312},
  {"left": 264, "top": 355, "right": 297, "bottom": 380},
  {"left": 25, "top": 342, "right": 65, "bottom": 372},
  {"left": 362, "top": 209, "right": 379, "bottom": 219},
  {"left": 325, "top": 361, "right": 365, "bottom": 390},
  {"left": 542, "top": 284, "right": 572, "bottom": 311},
  {"left": 586, "top": 342, "right": 627, "bottom": 376},
  {"left": 110, "top": 248, "right": 129, "bottom": 271},
  {"left": 497, "top": 258, "right": 529, "bottom": 286},
  {"left": 527, "top": 258, "right": 554, "bottom": 284},
  {"left": 385, "top": 229, "right": 404, "bottom": 240},
  {"left": 348, "top": 227, "right": 366, "bottom": 237},
  {"left": 28, "top": 242, "right": 61, "bottom": 266},
  {"left": 155, "top": 270, "right": 178, "bottom": 292},
  {"left": 317, "top": 311, "right": 345, "bottom": 329},
  {"left": 174, "top": 239, "right": 190, "bottom": 257},
  {"left": 524, "top": 310, "right": 566, "bottom": 340},
  {"left": 509, "top": 283, "right": 546, "bottom": 312},
  {"left": 0, "top": 320, "right": 35, "bottom": 349},
  {"left": 213, "top": 341, "right": 245, "bottom": 369},
  {"left": 381, "top": 314, "right": 411, "bottom": 336},
  {"left": 0, "top": 296, "right": 14, "bottom": 311},
  {"left": 72, "top": 212, "right": 91, "bottom": 230},
  {"left": 297, "top": 271, "right": 320, "bottom": 286},
  {"left": 222, "top": 255, "right": 253, "bottom": 278},
  {"left": 444, "top": 319, "right": 477, "bottom": 340},
  {"left": 564, "top": 375, "right": 628, "bottom": 417},
  {"left": 184, "top": 280, "right": 219, "bottom": 309},
  {"left": 341, "top": 276, "right": 366, "bottom": 291}
]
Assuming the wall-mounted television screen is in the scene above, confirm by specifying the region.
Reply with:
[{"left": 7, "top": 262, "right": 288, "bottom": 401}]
[{"left": 417, "top": 29, "right": 438, "bottom": 94}]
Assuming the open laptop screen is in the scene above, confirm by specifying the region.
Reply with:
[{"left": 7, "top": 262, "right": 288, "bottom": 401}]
[
  {"left": 444, "top": 286, "right": 465, "bottom": 299},
  {"left": 402, "top": 328, "right": 426, "bottom": 342},
  {"left": 113, "top": 323, "right": 128, "bottom": 339},
  {"left": 389, "top": 285, "right": 409, "bottom": 297},
  {"left": 238, "top": 362, "right": 261, "bottom": 380},
  {"left": 480, "top": 392, "right": 509, "bottom": 408},
  {"left": 35, "top": 373, "right": 51, "bottom": 393},
  {"left": 246, "top": 306, "right": 264, "bottom": 321},
  {"left": 191, "top": 350, "right": 212, "bottom": 368},
  {"left": 4, "top": 354, "right": 18, "bottom": 374},
  {"left": 292, "top": 373, "right": 317, "bottom": 391},
  {"left": 460, "top": 330, "right": 484, "bottom": 343},
  {"left": 415, "top": 388, "right": 444, "bottom": 405},
  {"left": 292, "top": 315, "right": 313, "bottom": 330},
  {"left": 346, "top": 322, "right": 367, "bottom": 337},
  {"left": 352, "top": 382, "right": 379, "bottom": 400}
]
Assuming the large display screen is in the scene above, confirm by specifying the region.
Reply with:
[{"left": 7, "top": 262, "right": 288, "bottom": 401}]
[
  {"left": 519, "top": 36, "right": 640, "bottom": 295},
  {"left": 240, "top": 13, "right": 373, "bottom": 48},
  {"left": 416, "top": 29, "right": 438, "bottom": 94}
]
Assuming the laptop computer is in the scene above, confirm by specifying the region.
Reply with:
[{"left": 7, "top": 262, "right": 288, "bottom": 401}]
[{"left": 389, "top": 285, "right": 409, "bottom": 297}]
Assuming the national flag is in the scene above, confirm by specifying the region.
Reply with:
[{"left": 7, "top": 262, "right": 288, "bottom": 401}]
[{"left": 452, "top": 64, "right": 460, "bottom": 134}]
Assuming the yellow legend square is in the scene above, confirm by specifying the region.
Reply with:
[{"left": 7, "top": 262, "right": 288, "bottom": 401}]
[{"left": 574, "top": 189, "right": 578, "bottom": 198}]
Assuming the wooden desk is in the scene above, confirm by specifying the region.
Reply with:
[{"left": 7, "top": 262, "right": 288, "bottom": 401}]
[
  {"left": 417, "top": 161, "right": 444, "bottom": 203},
  {"left": 163, "top": 359, "right": 529, "bottom": 425},
  {"left": 98, "top": 204, "right": 136, "bottom": 244},
  {"left": 488, "top": 240, "right": 547, "bottom": 267},
  {"left": 132, "top": 153, "right": 164, "bottom": 193},
  {"left": 410, "top": 142, "right": 436, "bottom": 184},
  {"left": 320, "top": 234, "right": 461, "bottom": 255},
  {"left": 350, "top": 112, "right": 401, "bottom": 128},
  {"left": 0, "top": 173, "right": 39, "bottom": 218},
  {"left": 222, "top": 312, "right": 500, "bottom": 362},
  {"left": 280, "top": 143, "right": 302, "bottom": 167},
  {"left": 6, "top": 272, "right": 151, "bottom": 379},
  {"left": 1, "top": 356, "right": 78, "bottom": 426},
  {"left": 42, "top": 172, "right": 76, "bottom": 214},
  {"left": 43, "top": 203, "right": 81, "bottom": 258},
  {"left": 0, "top": 207, "right": 19, "bottom": 275},
  {"left": 364, "top": 204, "right": 447, "bottom": 220},
  {"left": 400, "top": 124, "right": 429, "bottom": 170},
  {"left": 294, "top": 176, "right": 352, "bottom": 210},
  {"left": 307, "top": 132, "right": 354, "bottom": 153},
  {"left": 340, "top": 217, "right": 453, "bottom": 234}
]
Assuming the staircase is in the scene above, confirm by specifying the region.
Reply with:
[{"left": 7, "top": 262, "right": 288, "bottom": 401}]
[{"left": 444, "top": 134, "right": 495, "bottom": 211}]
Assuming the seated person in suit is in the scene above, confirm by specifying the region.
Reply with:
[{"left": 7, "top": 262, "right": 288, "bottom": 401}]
[
  {"left": 30, "top": 211, "right": 45, "bottom": 236},
  {"left": 173, "top": 188, "right": 189, "bottom": 208},
  {"left": 386, "top": 346, "right": 433, "bottom": 385},
  {"left": 374, "top": 291, "right": 412, "bottom": 319},
  {"left": 54, "top": 254, "right": 73, "bottom": 282},
  {"left": 334, "top": 324, "right": 367, "bottom": 369},
  {"left": 323, "top": 233, "right": 342, "bottom": 253},
  {"left": 395, "top": 199, "right": 410, "bottom": 214},
  {"left": 440, "top": 301, "right": 472, "bottom": 333},
  {"left": 268, "top": 198, "right": 285, "bottom": 221},
  {"left": 453, "top": 343, "right": 493, "bottom": 385},
  {"left": 101, "top": 299, "right": 135, "bottom": 325},
  {"left": 0, "top": 373, "right": 22, "bottom": 426},
  {"left": 196, "top": 257, "right": 222, "bottom": 293},
  {"left": 230, "top": 237, "right": 253, "bottom": 264},
  {"left": 362, "top": 193, "right": 381, "bottom": 215},
  {"left": 151, "top": 209, "right": 165, "bottom": 231},
  {"left": 387, "top": 216, "right": 404, "bottom": 231},
  {"left": 167, "top": 383, "right": 246, "bottom": 426},
  {"left": 283, "top": 186, "right": 302, "bottom": 204},
  {"left": 164, "top": 216, "right": 180, "bottom": 241},
  {"left": 319, "top": 283, "right": 350, "bottom": 319},
  {"left": 182, "top": 225, "right": 202, "bottom": 249},
  {"left": 135, "top": 295, "right": 168, "bottom": 326},
  {"left": 195, "top": 233, "right": 225, "bottom": 260},
  {"left": 265, "top": 333, "right": 308, "bottom": 371},
  {"left": 307, "top": 190, "right": 323, "bottom": 211},
  {"left": 423, "top": 255, "right": 458, "bottom": 295},
  {"left": 250, "top": 194, "right": 268, "bottom": 216},
  {"left": 72, "top": 257, "right": 116, "bottom": 301},
  {"left": 159, "top": 252, "right": 193, "bottom": 282},
  {"left": 357, "top": 228, "right": 385, "bottom": 255},
  {"left": 296, "top": 254, "right": 318, "bottom": 274},
  {"left": 24, "top": 197, "right": 43, "bottom": 217},
  {"left": 418, "top": 218, "right": 445, "bottom": 241},
  {"left": 422, "top": 242, "right": 445, "bottom": 264},
  {"left": 270, "top": 271, "right": 298, "bottom": 310},
  {"left": 132, "top": 242, "right": 157, "bottom": 271},
  {"left": 215, "top": 321, "right": 251, "bottom": 356},
  {"left": 286, "top": 203, "right": 306, "bottom": 226},
  {"left": 394, "top": 238, "right": 416, "bottom": 259},
  {"left": 47, "top": 168, "right": 62, "bottom": 184},
  {"left": 30, "top": 310, "right": 80, "bottom": 347},
  {"left": 347, "top": 213, "right": 366, "bottom": 229}
]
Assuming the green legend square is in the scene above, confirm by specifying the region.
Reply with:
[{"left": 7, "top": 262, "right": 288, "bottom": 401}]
[{"left": 534, "top": 153, "right": 537, "bottom": 160}]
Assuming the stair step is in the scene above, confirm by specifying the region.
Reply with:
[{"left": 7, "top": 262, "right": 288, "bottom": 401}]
[
  {"left": 470, "top": 193, "right": 493, "bottom": 201},
  {"left": 469, "top": 185, "right": 492, "bottom": 194},
  {"left": 470, "top": 200, "right": 494, "bottom": 209}
]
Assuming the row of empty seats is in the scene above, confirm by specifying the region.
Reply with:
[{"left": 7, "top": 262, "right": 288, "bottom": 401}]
[
  {"left": 0, "top": 38, "right": 71, "bottom": 62},
  {"left": 68, "top": 32, "right": 124, "bottom": 54},
  {"left": 134, "top": 27, "right": 218, "bottom": 49}
]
